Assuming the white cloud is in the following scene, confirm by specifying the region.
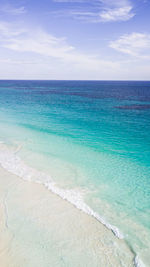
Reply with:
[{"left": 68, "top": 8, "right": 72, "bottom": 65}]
[
  {"left": 99, "top": 5, "right": 134, "bottom": 22},
  {"left": 110, "top": 32, "right": 150, "bottom": 58},
  {"left": 51, "top": 0, "right": 135, "bottom": 22},
  {"left": 0, "top": 21, "right": 118, "bottom": 72},
  {"left": 0, "top": 22, "right": 150, "bottom": 80},
  {"left": 0, "top": 5, "right": 26, "bottom": 15},
  {"left": 0, "top": 21, "right": 26, "bottom": 37}
]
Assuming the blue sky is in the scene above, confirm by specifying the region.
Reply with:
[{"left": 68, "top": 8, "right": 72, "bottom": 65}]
[{"left": 0, "top": 0, "right": 150, "bottom": 80}]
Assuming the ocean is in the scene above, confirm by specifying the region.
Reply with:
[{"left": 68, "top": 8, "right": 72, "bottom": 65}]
[{"left": 0, "top": 80, "right": 150, "bottom": 266}]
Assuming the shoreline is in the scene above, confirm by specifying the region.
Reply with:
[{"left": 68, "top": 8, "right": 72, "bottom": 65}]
[
  {"left": 0, "top": 164, "right": 135, "bottom": 266},
  {"left": 0, "top": 143, "right": 124, "bottom": 239}
]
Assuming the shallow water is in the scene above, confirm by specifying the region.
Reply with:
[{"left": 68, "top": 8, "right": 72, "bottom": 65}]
[{"left": 0, "top": 80, "right": 150, "bottom": 266}]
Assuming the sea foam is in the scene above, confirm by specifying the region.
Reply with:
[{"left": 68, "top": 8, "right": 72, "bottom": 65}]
[{"left": 134, "top": 256, "right": 145, "bottom": 267}]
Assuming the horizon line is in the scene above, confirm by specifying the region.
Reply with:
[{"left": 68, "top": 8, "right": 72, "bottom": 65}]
[{"left": 0, "top": 79, "right": 150, "bottom": 82}]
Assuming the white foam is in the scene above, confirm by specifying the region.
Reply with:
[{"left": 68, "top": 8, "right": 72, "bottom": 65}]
[
  {"left": 44, "top": 182, "right": 123, "bottom": 238},
  {"left": 0, "top": 145, "right": 123, "bottom": 239},
  {"left": 134, "top": 256, "right": 145, "bottom": 267}
]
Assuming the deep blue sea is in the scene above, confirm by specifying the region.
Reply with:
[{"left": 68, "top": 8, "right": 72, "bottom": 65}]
[{"left": 0, "top": 80, "right": 150, "bottom": 266}]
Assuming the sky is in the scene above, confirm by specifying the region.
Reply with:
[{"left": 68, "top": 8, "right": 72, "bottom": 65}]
[{"left": 0, "top": 0, "right": 150, "bottom": 80}]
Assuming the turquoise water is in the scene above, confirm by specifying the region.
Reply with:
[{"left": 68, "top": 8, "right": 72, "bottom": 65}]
[{"left": 0, "top": 80, "right": 150, "bottom": 265}]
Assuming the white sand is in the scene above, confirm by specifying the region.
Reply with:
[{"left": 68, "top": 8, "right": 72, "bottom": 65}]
[{"left": 0, "top": 166, "right": 134, "bottom": 267}]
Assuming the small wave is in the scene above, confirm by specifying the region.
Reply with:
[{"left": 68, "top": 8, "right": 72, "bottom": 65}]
[
  {"left": 0, "top": 144, "right": 123, "bottom": 239},
  {"left": 134, "top": 256, "right": 145, "bottom": 267}
]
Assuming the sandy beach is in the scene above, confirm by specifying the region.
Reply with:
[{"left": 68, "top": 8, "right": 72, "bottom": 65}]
[{"left": 0, "top": 165, "right": 135, "bottom": 267}]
